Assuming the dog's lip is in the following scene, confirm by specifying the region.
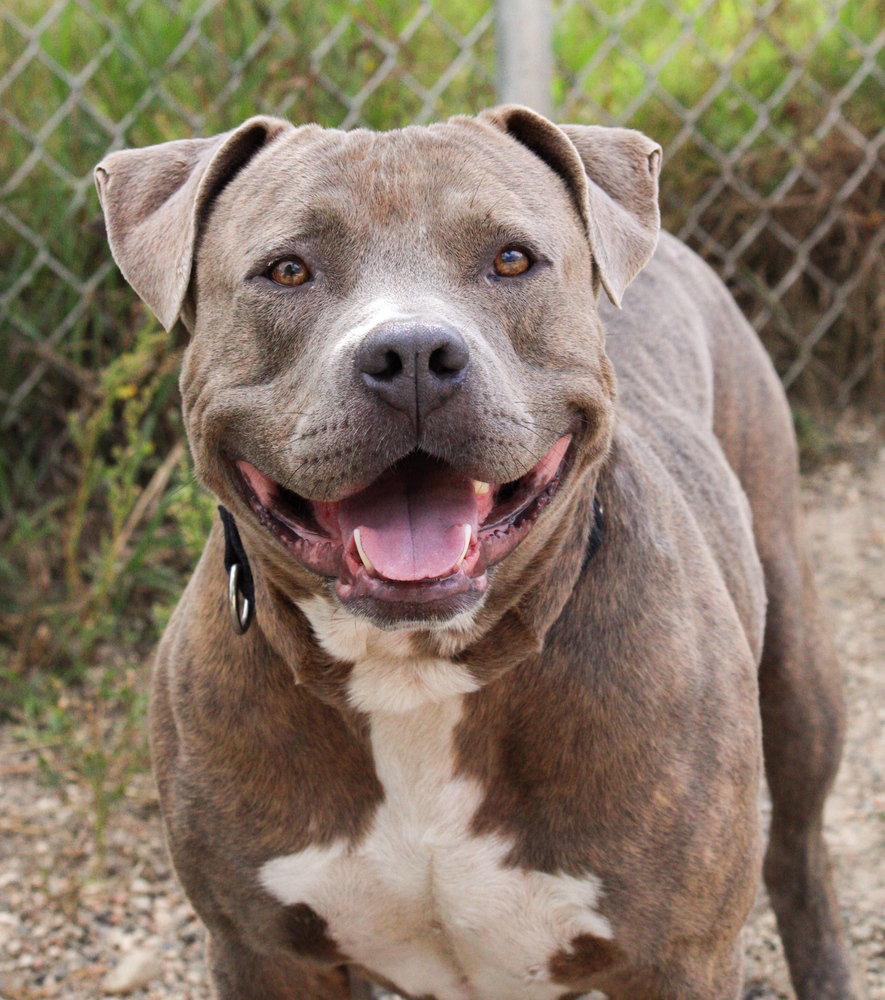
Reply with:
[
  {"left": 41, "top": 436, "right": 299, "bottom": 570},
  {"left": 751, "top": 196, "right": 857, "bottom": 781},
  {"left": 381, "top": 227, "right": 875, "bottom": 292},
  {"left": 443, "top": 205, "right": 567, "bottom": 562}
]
[{"left": 227, "top": 433, "right": 575, "bottom": 605}]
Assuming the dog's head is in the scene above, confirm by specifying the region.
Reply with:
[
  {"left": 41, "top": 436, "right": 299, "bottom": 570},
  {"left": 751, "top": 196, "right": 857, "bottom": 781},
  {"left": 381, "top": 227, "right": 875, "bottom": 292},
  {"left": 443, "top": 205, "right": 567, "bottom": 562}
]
[{"left": 96, "top": 107, "right": 660, "bottom": 636}]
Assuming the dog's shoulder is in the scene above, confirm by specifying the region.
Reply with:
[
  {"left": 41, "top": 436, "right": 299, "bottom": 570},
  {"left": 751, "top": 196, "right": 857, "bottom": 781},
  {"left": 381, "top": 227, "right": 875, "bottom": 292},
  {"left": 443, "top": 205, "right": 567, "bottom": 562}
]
[{"left": 576, "top": 425, "right": 766, "bottom": 670}]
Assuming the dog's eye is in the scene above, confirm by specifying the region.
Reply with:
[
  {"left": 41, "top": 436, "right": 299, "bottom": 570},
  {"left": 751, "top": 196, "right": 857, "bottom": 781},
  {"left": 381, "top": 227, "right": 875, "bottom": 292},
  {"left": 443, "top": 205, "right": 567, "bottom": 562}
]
[
  {"left": 269, "top": 258, "right": 309, "bottom": 286},
  {"left": 493, "top": 247, "right": 531, "bottom": 277}
]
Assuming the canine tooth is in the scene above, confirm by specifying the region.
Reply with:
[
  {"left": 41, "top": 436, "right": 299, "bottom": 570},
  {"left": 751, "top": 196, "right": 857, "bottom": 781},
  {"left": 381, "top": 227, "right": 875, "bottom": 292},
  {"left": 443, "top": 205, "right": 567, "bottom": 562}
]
[
  {"left": 473, "top": 480, "right": 490, "bottom": 495},
  {"left": 353, "top": 528, "right": 374, "bottom": 573},
  {"left": 455, "top": 524, "right": 472, "bottom": 570}
]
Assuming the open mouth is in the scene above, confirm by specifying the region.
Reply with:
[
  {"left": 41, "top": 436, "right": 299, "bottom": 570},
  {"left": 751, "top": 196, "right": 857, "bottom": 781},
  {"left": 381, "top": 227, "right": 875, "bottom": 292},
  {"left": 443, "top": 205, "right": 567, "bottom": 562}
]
[{"left": 232, "top": 434, "right": 572, "bottom": 621}]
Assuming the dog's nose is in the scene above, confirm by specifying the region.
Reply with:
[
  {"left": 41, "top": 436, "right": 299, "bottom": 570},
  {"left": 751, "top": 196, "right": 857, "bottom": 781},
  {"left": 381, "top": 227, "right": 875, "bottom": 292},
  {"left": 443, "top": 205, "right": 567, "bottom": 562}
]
[{"left": 356, "top": 322, "right": 469, "bottom": 428}]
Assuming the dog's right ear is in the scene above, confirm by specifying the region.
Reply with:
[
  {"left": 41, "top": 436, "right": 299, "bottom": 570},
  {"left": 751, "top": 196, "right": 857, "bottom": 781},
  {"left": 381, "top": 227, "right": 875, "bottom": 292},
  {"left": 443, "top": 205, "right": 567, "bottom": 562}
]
[{"left": 94, "top": 116, "right": 294, "bottom": 331}]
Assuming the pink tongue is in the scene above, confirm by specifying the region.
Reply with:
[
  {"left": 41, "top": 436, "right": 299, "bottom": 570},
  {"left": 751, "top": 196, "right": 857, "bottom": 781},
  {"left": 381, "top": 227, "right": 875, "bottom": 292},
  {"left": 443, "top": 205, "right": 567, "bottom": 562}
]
[{"left": 338, "top": 456, "right": 478, "bottom": 582}]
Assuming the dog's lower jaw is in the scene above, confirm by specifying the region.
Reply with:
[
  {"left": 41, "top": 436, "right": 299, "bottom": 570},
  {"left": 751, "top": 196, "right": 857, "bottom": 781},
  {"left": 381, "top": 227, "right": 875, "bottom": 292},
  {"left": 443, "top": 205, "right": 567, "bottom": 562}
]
[{"left": 333, "top": 570, "right": 490, "bottom": 631}]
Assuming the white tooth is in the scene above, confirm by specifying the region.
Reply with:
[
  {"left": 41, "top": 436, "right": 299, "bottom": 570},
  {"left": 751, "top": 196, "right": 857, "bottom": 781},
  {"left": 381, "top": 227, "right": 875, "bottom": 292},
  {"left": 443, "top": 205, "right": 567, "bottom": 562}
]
[
  {"left": 473, "top": 480, "right": 490, "bottom": 495},
  {"left": 455, "top": 524, "right": 472, "bottom": 570},
  {"left": 353, "top": 528, "right": 374, "bottom": 573}
]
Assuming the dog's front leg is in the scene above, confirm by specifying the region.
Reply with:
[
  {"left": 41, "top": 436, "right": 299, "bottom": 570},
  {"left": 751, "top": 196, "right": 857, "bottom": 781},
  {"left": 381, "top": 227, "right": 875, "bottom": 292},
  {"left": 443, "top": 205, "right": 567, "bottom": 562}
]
[{"left": 206, "top": 929, "right": 351, "bottom": 1000}]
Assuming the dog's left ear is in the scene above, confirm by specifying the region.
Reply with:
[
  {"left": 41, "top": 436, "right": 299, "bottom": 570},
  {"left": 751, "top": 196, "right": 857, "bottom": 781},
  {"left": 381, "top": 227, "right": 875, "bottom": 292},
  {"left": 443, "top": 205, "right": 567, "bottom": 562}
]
[{"left": 480, "top": 105, "right": 662, "bottom": 307}]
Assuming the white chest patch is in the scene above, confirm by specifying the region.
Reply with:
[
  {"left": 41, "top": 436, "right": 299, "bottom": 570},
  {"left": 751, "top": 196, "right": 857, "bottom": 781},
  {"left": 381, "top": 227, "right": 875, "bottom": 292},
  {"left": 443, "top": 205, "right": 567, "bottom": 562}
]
[{"left": 259, "top": 697, "right": 612, "bottom": 1000}]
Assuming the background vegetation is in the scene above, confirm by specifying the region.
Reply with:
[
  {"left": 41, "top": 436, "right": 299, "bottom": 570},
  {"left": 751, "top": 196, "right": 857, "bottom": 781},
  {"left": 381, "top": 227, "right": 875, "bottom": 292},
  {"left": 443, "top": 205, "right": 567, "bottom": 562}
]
[{"left": 1, "top": 0, "right": 883, "bottom": 725}]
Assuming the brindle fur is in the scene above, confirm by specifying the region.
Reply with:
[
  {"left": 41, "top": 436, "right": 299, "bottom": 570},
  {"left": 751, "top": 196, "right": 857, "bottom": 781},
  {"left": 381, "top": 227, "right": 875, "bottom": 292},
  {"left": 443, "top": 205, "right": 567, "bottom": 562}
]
[{"left": 95, "top": 106, "right": 856, "bottom": 1000}]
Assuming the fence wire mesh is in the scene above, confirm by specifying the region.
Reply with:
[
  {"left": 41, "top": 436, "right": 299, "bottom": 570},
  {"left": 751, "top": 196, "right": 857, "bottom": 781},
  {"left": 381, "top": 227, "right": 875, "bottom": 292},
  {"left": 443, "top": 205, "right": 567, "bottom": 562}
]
[
  {"left": 1, "top": 0, "right": 883, "bottom": 502},
  {"left": 554, "top": 0, "right": 885, "bottom": 408}
]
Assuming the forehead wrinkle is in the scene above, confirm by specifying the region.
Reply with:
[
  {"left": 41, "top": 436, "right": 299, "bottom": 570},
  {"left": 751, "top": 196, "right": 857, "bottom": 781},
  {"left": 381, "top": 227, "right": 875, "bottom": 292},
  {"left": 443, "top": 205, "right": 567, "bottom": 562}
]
[
  {"left": 446, "top": 213, "right": 562, "bottom": 259},
  {"left": 240, "top": 206, "right": 351, "bottom": 260},
  {"left": 330, "top": 128, "right": 495, "bottom": 220},
  {"left": 363, "top": 130, "right": 579, "bottom": 238}
]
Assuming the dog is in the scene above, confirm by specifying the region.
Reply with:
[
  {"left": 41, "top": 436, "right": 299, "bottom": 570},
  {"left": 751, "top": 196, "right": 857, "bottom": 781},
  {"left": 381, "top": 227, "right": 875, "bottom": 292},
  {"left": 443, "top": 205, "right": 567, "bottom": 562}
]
[{"left": 95, "top": 106, "right": 856, "bottom": 1000}]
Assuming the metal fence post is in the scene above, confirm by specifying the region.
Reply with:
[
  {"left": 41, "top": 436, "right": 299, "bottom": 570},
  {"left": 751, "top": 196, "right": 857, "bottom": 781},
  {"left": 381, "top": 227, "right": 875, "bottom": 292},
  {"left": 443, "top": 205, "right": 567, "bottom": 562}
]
[{"left": 494, "top": 0, "right": 553, "bottom": 118}]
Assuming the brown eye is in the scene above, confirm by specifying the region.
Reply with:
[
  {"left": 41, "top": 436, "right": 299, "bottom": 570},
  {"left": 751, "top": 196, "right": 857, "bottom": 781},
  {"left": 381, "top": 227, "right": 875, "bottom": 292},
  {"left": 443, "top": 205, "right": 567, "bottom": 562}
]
[
  {"left": 493, "top": 247, "right": 531, "bottom": 277},
  {"left": 270, "top": 258, "right": 309, "bottom": 286}
]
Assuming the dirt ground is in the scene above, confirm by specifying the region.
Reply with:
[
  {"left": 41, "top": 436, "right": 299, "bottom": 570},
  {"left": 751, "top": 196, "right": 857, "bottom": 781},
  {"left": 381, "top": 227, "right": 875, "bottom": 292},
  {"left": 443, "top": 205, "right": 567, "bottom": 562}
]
[{"left": 1, "top": 442, "right": 883, "bottom": 1000}]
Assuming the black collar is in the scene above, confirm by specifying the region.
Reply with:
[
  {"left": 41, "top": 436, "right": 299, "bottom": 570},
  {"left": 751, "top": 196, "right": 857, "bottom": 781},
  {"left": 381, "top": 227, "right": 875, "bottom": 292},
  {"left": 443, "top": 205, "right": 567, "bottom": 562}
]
[
  {"left": 219, "top": 505, "right": 255, "bottom": 633},
  {"left": 582, "top": 497, "right": 605, "bottom": 573}
]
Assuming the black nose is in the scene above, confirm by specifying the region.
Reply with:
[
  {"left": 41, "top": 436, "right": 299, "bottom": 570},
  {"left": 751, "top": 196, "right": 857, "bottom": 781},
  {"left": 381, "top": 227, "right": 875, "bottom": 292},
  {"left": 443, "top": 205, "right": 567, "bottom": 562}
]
[{"left": 355, "top": 322, "right": 469, "bottom": 430}]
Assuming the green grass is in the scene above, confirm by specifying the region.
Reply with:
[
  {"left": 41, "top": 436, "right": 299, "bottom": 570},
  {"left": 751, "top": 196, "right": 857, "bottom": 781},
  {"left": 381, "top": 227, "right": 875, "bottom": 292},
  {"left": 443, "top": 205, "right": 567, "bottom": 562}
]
[
  {"left": 1, "top": 0, "right": 883, "bottom": 709},
  {"left": 0, "top": 317, "right": 214, "bottom": 692}
]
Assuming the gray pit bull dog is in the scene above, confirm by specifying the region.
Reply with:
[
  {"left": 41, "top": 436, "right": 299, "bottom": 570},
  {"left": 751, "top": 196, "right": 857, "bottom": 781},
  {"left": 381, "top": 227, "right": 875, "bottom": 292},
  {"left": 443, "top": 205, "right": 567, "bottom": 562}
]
[{"left": 95, "top": 107, "right": 857, "bottom": 1000}]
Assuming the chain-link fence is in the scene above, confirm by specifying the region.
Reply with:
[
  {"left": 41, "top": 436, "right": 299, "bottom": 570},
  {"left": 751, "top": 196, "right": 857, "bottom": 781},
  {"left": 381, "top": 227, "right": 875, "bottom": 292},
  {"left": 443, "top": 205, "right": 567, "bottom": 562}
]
[
  {"left": 552, "top": 0, "right": 885, "bottom": 412},
  {"left": 1, "top": 0, "right": 884, "bottom": 502}
]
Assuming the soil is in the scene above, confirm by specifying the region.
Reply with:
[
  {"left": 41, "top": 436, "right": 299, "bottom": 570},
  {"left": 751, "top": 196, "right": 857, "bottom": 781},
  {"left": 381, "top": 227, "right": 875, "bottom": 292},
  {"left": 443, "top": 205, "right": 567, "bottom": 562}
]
[{"left": 1, "top": 445, "right": 883, "bottom": 1000}]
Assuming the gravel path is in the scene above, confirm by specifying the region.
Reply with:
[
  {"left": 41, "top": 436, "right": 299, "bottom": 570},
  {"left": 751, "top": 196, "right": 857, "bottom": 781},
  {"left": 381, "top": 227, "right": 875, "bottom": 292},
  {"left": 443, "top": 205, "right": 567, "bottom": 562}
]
[
  {"left": 1, "top": 447, "right": 883, "bottom": 1000},
  {"left": 743, "top": 444, "right": 885, "bottom": 1000}
]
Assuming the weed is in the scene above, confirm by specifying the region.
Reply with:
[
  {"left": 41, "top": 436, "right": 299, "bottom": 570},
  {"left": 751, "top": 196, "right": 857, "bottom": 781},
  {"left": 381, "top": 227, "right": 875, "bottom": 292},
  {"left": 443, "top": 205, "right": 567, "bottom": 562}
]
[
  {"left": 5, "top": 668, "right": 150, "bottom": 869},
  {"left": 794, "top": 407, "right": 841, "bottom": 471},
  {"left": 0, "top": 315, "right": 213, "bottom": 689}
]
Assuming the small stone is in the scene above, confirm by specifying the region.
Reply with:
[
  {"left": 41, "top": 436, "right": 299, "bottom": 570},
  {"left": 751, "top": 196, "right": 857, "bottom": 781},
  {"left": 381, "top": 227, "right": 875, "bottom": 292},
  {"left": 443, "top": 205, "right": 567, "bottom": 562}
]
[
  {"left": 102, "top": 948, "right": 163, "bottom": 995},
  {"left": 47, "top": 876, "right": 70, "bottom": 897},
  {"left": 0, "top": 972, "right": 27, "bottom": 998}
]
